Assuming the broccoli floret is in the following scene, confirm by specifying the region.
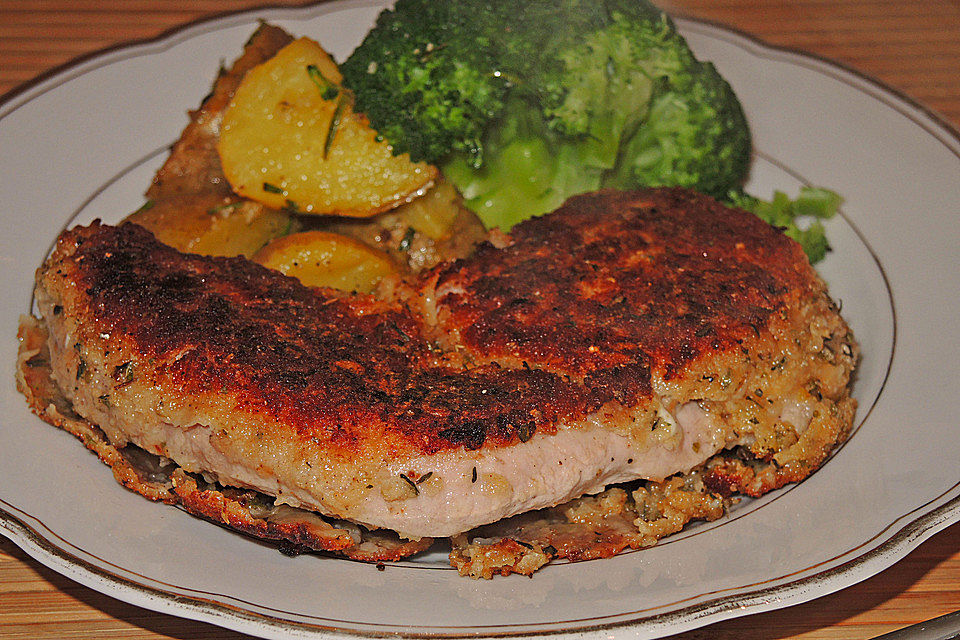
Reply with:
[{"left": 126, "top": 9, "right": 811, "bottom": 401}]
[
  {"left": 603, "top": 59, "right": 751, "bottom": 199},
  {"left": 338, "top": 0, "right": 512, "bottom": 164},
  {"left": 533, "top": 6, "right": 750, "bottom": 199},
  {"left": 535, "top": 6, "right": 690, "bottom": 170},
  {"left": 342, "top": 0, "right": 753, "bottom": 229}
]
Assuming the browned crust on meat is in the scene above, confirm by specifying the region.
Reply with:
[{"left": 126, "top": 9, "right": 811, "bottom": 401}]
[
  {"left": 450, "top": 488, "right": 649, "bottom": 578},
  {"left": 17, "top": 315, "right": 178, "bottom": 503},
  {"left": 39, "top": 222, "right": 606, "bottom": 457},
  {"left": 449, "top": 537, "right": 552, "bottom": 579},
  {"left": 146, "top": 24, "right": 294, "bottom": 200},
  {"left": 24, "top": 186, "right": 860, "bottom": 577},
  {"left": 170, "top": 472, "right": 358, "bottom": 551},
  {"left": 703, "top": 387, "right": 858, "bottom": 498},
  {"left": 424, "top": 188, "right": 816, "bottom": 404},
  {"left": 170, "top": 473, "right": 434, "bottom": 561},
  {"left": 19, "top": 311, "right": 734, "bottom": 573},
  {"left": 450, "top": 477, "right": 728, "bottom": 578},
  {"left": 17, "top": 316, "right": 432, "bottom": 561}
]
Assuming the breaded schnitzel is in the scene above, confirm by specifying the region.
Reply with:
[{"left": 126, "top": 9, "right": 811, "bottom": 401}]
[{"left": 21, "top": 189, "right": 857, "bottom": 575}]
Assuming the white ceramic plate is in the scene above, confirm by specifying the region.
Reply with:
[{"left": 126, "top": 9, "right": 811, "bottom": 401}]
[{"left": 1, "top": 2, "right": 958, "bottom": 638}]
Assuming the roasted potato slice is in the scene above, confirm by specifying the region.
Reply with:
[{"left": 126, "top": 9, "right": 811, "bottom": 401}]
[
  {"left": 387, "top": 179, "right": 485, "bottom": 243},
  {"left": 252, "top": 230, "right": 400, "bottom": 293},
  {"left": 322, "top": 179, "right": 488, "bottom": 271},
  {"left": 219, "top": 37, "right": 437, "bottom": 217},
  {"left": 125, "top": 195, "right": 294, "bottom": 257}
]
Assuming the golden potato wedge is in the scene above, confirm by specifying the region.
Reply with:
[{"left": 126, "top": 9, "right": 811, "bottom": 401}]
[
  {"left": 252, "top": 230, "right": 400, "bottom": 293},
  {"left": 219, "top": 37, "right": 437, "bottom": 217},
  {"left": 125, "top": 195, "right": 294, "bottom": 257}
]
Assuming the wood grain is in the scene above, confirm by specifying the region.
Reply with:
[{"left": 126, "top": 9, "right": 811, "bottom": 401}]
[{"left": 1, "top": 1, "right": 958, "bottom": 638}]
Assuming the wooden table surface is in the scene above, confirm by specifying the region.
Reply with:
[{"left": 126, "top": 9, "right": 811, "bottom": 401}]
[{"left": 1, "top": 1, "right": 958, "bottom": 638}]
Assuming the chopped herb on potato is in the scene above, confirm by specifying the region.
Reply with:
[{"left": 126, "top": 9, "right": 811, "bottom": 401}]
[{"left": 219, "top": 37, "right": 438, "bottom": 218}]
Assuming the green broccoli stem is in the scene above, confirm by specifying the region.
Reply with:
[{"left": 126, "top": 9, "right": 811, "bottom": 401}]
[
  {"left": 441, "top": 101, "right": 604, "bottom": 230},
  {"left": 726, "top": 186, "right": 841, "bottom": 263}
]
